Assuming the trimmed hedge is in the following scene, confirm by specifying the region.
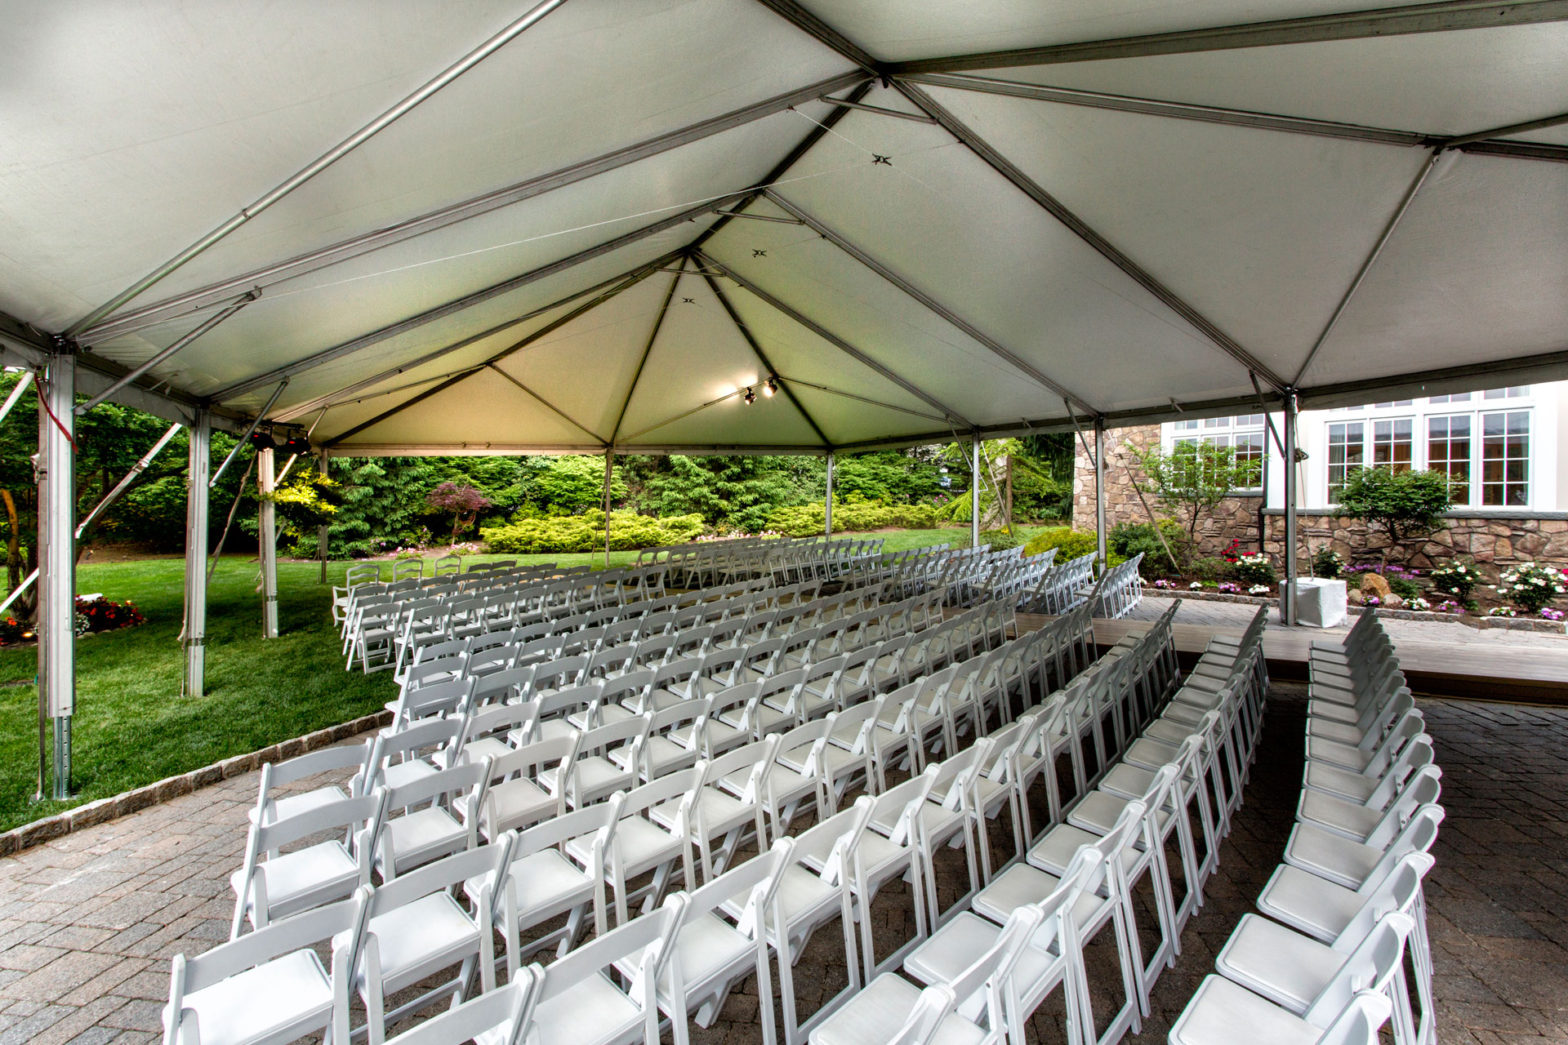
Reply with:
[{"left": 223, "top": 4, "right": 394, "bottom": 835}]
[
  {"left": 1022, "top": 527, "right": 1126, "bottom": 567},
  {"left": 481, "top": 510, "right": 705, "bottom": 553},
  {"left": 765, "top": 500, "right": 941, "bottom": 538}
]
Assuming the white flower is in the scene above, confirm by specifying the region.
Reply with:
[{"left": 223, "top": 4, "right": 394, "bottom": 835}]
[
  {"left": 1248, "top": 584, "right": 1271, "bottom": 595},
  {"left": 1188, "top": 581, "right": 1202, "bottom": 590}
]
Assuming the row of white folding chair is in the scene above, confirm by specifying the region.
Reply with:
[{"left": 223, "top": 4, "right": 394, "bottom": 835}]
[
  {"left": 340, "top": 561, "right": 582, "bottom": 640},
  {"left": 1094, "top": 553, "right": 1146, "bottom": 619},
  {"left": 978, "top": 546, "right": 1058, "bottom": 605},
  {"left": 1024, "top": 551, "right": 1100, "bottom": 615},
  {"left": 824, "top": 621, "right": 1196, "bottom": 1044}
]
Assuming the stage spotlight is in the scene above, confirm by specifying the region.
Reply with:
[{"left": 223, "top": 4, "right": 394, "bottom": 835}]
[
  {"left": 248, "top": 428, "right": 276, "bottom": 452},
  {"left": 742, "top": 386, "right": 756, "bottom": 405},
  {"left": 764, "top": 376, "right": 778, "bottom": 397}
]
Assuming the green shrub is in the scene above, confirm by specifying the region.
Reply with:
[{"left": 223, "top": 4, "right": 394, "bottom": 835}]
[
  {"left": 1190, "top": 556, "right": 1230, "bottom": 582},
  {"left": 1021, "top": 527, "right": 1125, "bottom": 567},
  {"left": 1108, "top": 520, "right": 1189, "bottom": 571},
  {"left": 765, "top": 499, "right": 940, "bottom": 538},
  {"left": 1311, "top": 547, "right": 1344, "bottom": 579},
  {"left": 481, "top": 510, "right": 705, "bottom": 553},
  {"left": 1429, "top": 561, "right": 1480, "bottom": 600},
  {"left": 1231, "top": 552, "right": 1277, "bottom": 587},
  {"left": 980, "top": 529, "right": 1024, "bottom": 552},
  {"left": 1386, "top": 576, "right": 1422, "bottom": 599}
]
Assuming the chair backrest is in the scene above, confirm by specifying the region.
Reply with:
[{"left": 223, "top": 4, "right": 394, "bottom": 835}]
[
  {"left": 368, "top": 718, "right": 463, "bottom": 784},
  {"left": 381, "top": 962, "right": 534, "bottom": 1045},
  {"left": 254, "top": 741, "right": 373, "bottom": 818},
  {"left": 1303, "top": 912, "right": 1415, "bottom": 1027},
  {"left": 471, "top": 664, "right": 536, "bottom": 708},
  {"left": 1315, "top": 990, "right": 1394, "bottom": 1045},
  {"left": 1335, "top": 851, "right": 1434, "bottom": 953},
  {"left": 943, "top": 902, "right": 1045, "bottom": 1023},
  {"left": 871, "top": 764, "right": 941, "bottom": 847}
]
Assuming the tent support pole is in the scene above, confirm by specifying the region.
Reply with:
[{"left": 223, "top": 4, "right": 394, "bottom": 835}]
[
  {"left": 825, "top": 452, "right": 835, "bottom": 537},
  {"left": 1094, "top": 418, "right": 1108, "bottom": 569},
  {"left": 184, "top": 409, "right": 211, "bottom": 697},
  {"left": 1283, "top": 393, "right": 1300, "bottom": 626},
  {"left": 317, "top": 452, "right": 331, "bottom": 584},
  {"left": 971, "top": 438, "right": 981, "bottom": 549},
  {"left": 258, "top": 448, "right": 279, "bottom": 638},
  {"left": 0, "top": 372, "right": 34, "bottom": 428},
  {"left": 603, "top": 451, "right": 613, "bottom": 569},
  {"left": 37, "top": 350, "right": 75, "bottom": 800}
]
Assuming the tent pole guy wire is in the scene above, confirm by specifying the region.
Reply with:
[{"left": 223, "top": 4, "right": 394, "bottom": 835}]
[{"left": 68, "top": 0, "right": 570, "bottom": 337}]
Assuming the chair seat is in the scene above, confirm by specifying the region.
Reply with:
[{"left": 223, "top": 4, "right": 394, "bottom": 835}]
[
  {"left": 573, "top": 815, "right": 680, "bottom": 879},
  {"left": 1168, "top": 975, "right": 1324, "bottom": 1045},
  {"left": 528, "top": 969, "right": 645, "bottom": 1045},
  {"left": 617, "top": 912, "right": 752, "bottom": 1000},
  {"left": 1302, "top": 760, "right": 1383, "bottom": 805},
  {"left": 751, "top": 865, "right": 840, "bottom": 938},
  {"left": 381, "top": 808, "right": 467, "bottom": 874},
  {"left": 250, "top": 785, "right": 348, "bottom": 825},
  {"left": 481, "top": 777, "right": 556, "bottom": 837},
  {"left": 1283, "top": 823, "right": 1381, "bottom": 889},
  {"left": 1099, "top": 763, "right": 1157, "bottom": 800},
  {"left": 671, "top": 789, "right": 755, "bottom": 839},
  {"left": 1214, "top": 914, "right": 1344, "bottom": 1015},
  {"left": 628, "top": 735, "right": 698, "bottom": 777},
  {"left": 1122, "top": 737, "right": 1181, "bottom": 771},
  {"left": 462, "top": 737, "right": 513, "bottom": 766},
  {"left": 1254, "top": 865, "right": 1364, "bottom": 944},
  {"left": 477, "top": 849, "right": 594, "bottom": 923},
  {"left": 1296, "top": 790, "right": 1381, "bottom": 840},
  {"left": 166, "top": 949, "right": 333, "bottom": 1045},
  {"left": 810, "top": 970, "right": 985, "bottom": 1045},
  {"left": 972, "top": 863, "right": 1061, "bottom": 924},
  {"left": 230, "top": 841, "right": 359, "bottom": 923},
  {"left": 382, "top": 758, "right": 438, "bottom": 791},
  {"left": 1026, "top": 824, "right": 1101, "bottom": 876},
  {"left": 354, "top": 892, "right": 479, "bottom": 995}
]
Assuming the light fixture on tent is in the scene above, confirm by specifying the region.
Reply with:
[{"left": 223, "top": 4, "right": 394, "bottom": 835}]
[
  {"left": 248, "top": 428, "right": 275, "bottom": 452},
  {"left": 742, "top": 387, "right": 756, "bottom": 405},
  {"left": 281, "top": 435, "right": 311, "bottom": 456},
  {"left": 763, "top": 377, "right": 778, "bottom": 398}
]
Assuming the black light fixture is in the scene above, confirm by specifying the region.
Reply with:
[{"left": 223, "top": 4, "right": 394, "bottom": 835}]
[
  {"left": 763, "top": 376, "right": 778, "bottom": 397},
  {"left": 281, "top": 435, "right": 311, "bottom": 456},
  {"left": 742, "top": 386, "right": 756, "bottom": 405},
  {"left": 248, "top": 427, "right": 276, "bottom": 452}
]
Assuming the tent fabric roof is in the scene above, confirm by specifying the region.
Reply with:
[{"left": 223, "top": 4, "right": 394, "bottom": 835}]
[{"left": 1, "top": 0, "right": 1565, "bottom": 453}]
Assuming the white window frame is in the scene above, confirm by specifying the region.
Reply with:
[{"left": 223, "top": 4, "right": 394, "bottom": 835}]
[{"left": 1162, "top": 414, "right": 1267, "bottom": 493}]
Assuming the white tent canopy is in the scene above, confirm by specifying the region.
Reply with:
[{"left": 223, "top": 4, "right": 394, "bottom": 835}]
[{"left": 1, "top": 0, "right": 1565, "bottom": 452}]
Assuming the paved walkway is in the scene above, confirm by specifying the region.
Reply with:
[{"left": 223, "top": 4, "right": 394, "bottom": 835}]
[
  {"left": 1, "top": 682, "right": 1564, "bottom": 1043},
  {"left": 1125, "top": 594, "right": 1568, "bottom": 649}
]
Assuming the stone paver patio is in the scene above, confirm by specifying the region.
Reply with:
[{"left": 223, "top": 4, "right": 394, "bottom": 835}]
[{"left": 1, "top": 680, "right": 1563, "bottom": 1044}]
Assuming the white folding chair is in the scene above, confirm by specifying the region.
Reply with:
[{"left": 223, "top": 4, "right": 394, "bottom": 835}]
[
  {"left": 380, "top": 971, "right": 536, "bottom": 1045},
  {"left": 165, "top": 891, "right": 367, "bottom": 1045},
  {"left": 230, "top": 791, "right": 380, "bottom": 938}
]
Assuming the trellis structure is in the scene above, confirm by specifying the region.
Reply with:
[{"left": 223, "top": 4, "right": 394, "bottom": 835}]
[{"left": 0, "top": 0, "right": 1564, "bottom": 796}]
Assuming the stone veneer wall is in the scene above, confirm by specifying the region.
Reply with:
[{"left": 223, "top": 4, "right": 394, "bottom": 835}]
[{"left": 1073, "top": 424, "right": 1568, "bottom": 581}]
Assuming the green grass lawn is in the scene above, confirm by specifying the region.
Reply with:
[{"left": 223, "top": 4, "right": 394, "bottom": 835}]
[{"left": 0, "top": 523, "right": 1027, "bottom": 833}]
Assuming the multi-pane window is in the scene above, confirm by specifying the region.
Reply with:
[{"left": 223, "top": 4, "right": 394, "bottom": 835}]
[
  {"left": 1233, "top": 431, "right": 1264, "bottom": 471},
  {"left": 1327, "top": 422, "right": 1364, "bottom": 501},
  {"left": 1483, "top": 386, "right": 1529, "bottom": 400},
  {"left": 1372, "top": 418, "right": 1413, "bottom": 472},
  {"left": 1170, "top": 415, "right": 1267, "bottom": 489},
  {"left": 1427, "top": 415, "right": 1471, "bottom": 503},
  {"left": 1481, "top": 411, "right": 1530, "bottom": 506},
  {"left": 1429, "top": 393, "right": 1471, "bottom": 404}
]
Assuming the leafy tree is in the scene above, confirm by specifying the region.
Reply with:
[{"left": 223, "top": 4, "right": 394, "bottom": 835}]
[
  {"left": 524, "top": 455, "right": 625, "bottom": 515},
  {"left": 1335, "top": 466, "right": 1452, "bottom": 564},
  {"left": 426, "top": 481, "right": 492, "bottom": 541},
  {"left": 1128, "top": 440, "right": 1262, "bottom": 548}
]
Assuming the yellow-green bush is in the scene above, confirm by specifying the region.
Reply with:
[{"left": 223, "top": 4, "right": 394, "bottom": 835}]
[
  {"left": 481, "top": 510, "right": 705, "bottom": 553},
  {"left": 1022, "top": 527, "right": 1125, "bottom": 567},
  {"left": 765, "top": 499, "right": 941, "bottom": 538}
]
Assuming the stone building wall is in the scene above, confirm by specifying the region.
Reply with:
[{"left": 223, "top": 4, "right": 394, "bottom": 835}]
[{"left": 1073, "top": 423, "right": 1568, "bottom": 581}]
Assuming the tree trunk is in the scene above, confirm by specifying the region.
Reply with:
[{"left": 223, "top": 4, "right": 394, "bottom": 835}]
[{"left": 0, "top": 489, "right": 19, "bottom": 595}]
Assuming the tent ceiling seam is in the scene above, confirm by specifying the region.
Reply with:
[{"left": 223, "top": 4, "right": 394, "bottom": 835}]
[
  {"left": 608, "top": 266, "right": 683, "bottom": 446},
  {"left": 693, "top": 249, "right": 976, "bottom": 429},
  {"left": 485, "top": 363, "right": 607, "bottom": 445},
  {"left": 776, "top": 376, "right": 950, "bottom": 425},
  {"left": 212, "top": 197, "right": 735, "bottom": 403},
  {"left": 321, "top": 262, "right": 659, "bottom": 446},
  {"left": 80, "top": 70, "right": 868, "bottom": 343},
  {"left": 699, "top": 266, "right": 833, "bottom": 448},
  {"left": 762, "top": 189, "right": 1099, "bottom": 417},
  {"left": 895, "top": 80, "right": 1291, "bottom": 393},
  {"left": 68, "top": 0, "right": 570, "bottom": 337},
  {"left": 887, "top": 0, "right": 1568, "bottom": 75}
]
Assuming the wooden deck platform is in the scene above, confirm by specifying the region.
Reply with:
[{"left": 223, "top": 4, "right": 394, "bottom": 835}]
[{"left": 1019, "top": 613, "right": 1568, "bottom": 705}]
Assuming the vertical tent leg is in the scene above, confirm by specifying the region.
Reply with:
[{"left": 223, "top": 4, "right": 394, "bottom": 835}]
[
  {"left": 602, "top": 451, "right": 613, "bottom": 569},
  {"left": 258, "top": 447, "right": 279, "bottom": 638},
  {"left": 1094, "top": 418, "right": 1108, "bottom": 570},
  {"left": 1283, "top": 393, "right": 1300, "bottom": 627},
  {"left": 184, "top": 408, "right": 210, "bottom": 698},
  {"left": 824, "top": 452, "right": 835, "bottom": 537},
  {"left": 970, "top": 438, "right": 981, "bottom": 548},
  {"left": 317, "top": 451, "right": 330, "bottom": 584},
  {"left": 37, "top": 351, "right": 75, "bottom": 800}
]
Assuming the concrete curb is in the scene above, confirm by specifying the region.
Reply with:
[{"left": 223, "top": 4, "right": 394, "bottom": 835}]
[{"left": 0, "top": 708, "right": 393, "bottom": 859}]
